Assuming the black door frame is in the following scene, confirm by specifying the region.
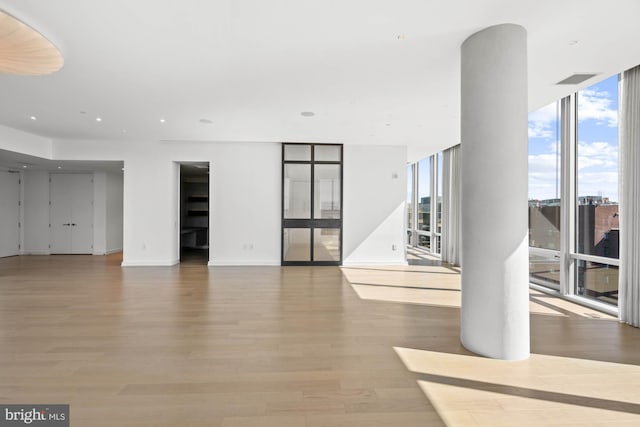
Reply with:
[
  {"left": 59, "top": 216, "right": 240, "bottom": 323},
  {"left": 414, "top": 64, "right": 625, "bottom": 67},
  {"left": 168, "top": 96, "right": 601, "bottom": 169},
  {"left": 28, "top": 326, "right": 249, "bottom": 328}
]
[{"left": 281, "top": 143, "right": 343, "bottom": 266}]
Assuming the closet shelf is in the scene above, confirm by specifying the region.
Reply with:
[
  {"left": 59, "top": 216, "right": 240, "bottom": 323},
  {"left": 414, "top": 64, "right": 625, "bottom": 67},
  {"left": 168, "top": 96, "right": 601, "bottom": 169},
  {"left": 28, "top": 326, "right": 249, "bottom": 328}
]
[
  {"left": 187, "top": 209, "right": 208, "bottom": 216},
  {"left": 188, "top": 195, "right": 209, "bottom": 202}
]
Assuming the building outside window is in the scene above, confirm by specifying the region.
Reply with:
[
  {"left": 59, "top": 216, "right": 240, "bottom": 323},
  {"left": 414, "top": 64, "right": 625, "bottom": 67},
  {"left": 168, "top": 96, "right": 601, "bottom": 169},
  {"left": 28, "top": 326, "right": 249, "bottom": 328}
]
[
  {"left": 417, "top": 157, "right": 431, "bottom": 251},
  {"left": 406, "top": 153, "right": 441, "bottom": 256},
  {"left": 528, "top": 100, "right": 561, "bottom": 288}
]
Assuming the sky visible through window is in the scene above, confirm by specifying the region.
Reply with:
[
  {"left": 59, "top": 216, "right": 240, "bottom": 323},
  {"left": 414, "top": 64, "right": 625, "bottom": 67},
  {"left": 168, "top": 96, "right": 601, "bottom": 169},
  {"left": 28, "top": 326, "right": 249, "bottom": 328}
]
[
  {"left": 418, "top": 157, "right": 430, "bottom": 202},
  {"left": 528, "top": 74, "right": 619, "bottom": 202}
]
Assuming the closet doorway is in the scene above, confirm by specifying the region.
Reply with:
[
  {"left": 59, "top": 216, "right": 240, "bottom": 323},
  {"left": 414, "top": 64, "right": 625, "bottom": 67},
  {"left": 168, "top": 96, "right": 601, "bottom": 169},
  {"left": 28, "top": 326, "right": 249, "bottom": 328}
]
[
  {"left": 50, "top": 173, "right": 94, "bottom": 254},
  {"left": 179, "top": 163, "right": 210, "bottom": 265}
]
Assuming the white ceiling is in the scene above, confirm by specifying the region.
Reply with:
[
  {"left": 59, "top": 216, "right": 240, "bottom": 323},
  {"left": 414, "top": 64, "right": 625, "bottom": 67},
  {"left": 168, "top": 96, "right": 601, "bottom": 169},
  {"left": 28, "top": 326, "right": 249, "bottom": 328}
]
[{"left": 1, "top": 0, "right": 640, "bottom": 163}]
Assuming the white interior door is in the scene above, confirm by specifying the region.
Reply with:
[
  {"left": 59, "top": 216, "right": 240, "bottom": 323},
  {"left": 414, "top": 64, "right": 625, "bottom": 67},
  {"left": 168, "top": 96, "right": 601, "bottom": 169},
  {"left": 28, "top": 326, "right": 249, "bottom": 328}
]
[
  {"left": 50, "top": 174, "right": 93, "bottom": 254},
  {"left": 50, "top": 174, "right": 73, "bottom": 253},
  {"left": 69, "top": 174, "right": 94, "bottom": 253},
  {"left": 0, "top": 171, "right": 20, "bottom": 257}
]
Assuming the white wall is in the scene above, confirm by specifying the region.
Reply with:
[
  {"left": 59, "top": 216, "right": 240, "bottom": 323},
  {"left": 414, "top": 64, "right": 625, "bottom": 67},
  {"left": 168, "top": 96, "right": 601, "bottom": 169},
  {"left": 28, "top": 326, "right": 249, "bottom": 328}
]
[
  {"left": 21, "top": 170, "right": 122, "bottom": 255},
  {"left": 93, "top": 172, "right": 107, "bottom": 254},
  {"left": 0, "top": 170, "right": 20, "bottom": 257},
  {"left": 52, "top": 139, "right": 406, "bottom": 266},
  {"left": 106, "top": 172, "right": 124, "bottom": 253},
  {"left": 72, "top": 140, "right": 282, "bottom": 266},
  {"left": 92, "top": 171, "right": 124, "bottom": 254},
  {"left": 343, "top": 145, "right": 407, "bottom": 265},
  {"left": 21, "top": 171, "right": 51, "bottom": 254},
  {"left": 207, "top": 144, "right": 281, "bottom": 266}
]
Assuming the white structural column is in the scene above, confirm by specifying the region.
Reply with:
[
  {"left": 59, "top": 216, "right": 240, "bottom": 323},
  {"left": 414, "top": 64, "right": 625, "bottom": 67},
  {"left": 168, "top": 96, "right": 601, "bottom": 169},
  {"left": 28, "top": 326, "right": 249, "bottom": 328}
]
[{"left": 460, "top": 24, "right": 530, "bottom": 360}]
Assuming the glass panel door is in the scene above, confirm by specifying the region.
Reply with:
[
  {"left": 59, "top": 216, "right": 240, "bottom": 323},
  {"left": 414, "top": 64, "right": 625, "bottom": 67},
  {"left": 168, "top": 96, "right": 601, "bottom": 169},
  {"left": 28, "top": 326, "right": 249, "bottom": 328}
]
[{"left": 282, "top": 143, "right": 343, "bottom": 266}]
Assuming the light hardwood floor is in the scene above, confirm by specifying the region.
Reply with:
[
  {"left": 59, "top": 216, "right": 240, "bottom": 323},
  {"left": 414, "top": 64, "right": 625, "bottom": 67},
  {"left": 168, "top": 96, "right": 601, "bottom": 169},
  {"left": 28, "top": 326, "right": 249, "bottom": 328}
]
[{"left": 0, "top": 254, "right": 639, "bottom": 426}]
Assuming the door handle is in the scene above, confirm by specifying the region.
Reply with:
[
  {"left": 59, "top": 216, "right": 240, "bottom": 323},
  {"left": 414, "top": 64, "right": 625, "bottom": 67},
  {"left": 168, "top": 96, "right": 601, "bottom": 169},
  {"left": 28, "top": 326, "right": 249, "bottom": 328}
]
[
  {"left": 63, "top": 223, "right": 70, "bottom": 226},
  {"left": 71, "top": 223, "right": 76, "bottom": 226}
]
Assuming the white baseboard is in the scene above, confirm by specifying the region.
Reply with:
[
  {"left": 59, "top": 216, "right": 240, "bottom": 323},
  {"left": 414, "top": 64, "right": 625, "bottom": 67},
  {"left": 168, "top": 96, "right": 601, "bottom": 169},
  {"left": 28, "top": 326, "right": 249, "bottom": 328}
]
[
  {"left": 208, "top": 260, "right": 280, "bottom": 267},
  {"left": 93, "top": 249, "right": 123, "bottom": 256},
  {"left": 341, "top": 260, "right": 409, "bottom": 267},
  {"left": 121, "top": 258, "right": 179, "bottom": 267},
  {"left": 19, "top": 250, "right": 51, "bottom": 256}
]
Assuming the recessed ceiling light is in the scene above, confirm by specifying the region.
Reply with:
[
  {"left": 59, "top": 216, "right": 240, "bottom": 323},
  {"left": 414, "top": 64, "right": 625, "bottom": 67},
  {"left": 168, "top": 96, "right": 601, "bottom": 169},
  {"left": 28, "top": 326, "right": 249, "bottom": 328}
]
[
  {"left": 199, "top": 118, "right": 213, "bottom": 124},
  {"left": 160, "top": 118, "right": 166, "bottom": 123},
  {"left": 57, "top": 166, "right": 62, "bottom": 169},
  {"left": 96, "top": 117, "right": 102, "bottom": 122},
  {"left": 300, "top": 111, "right": 315, "bottom": 117},
  {"left": 30, "top": 116, "right": 37, "bottom": 120},
  {"left": 22, "top": 165, "right": 27, "bottom": 168}
]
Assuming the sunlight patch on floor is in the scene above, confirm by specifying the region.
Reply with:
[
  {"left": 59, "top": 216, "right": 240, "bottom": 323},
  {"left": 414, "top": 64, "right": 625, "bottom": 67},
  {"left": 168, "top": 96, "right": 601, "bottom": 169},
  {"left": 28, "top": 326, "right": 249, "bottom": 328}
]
[
  {"left": 394, "top": 347, "right": 640, "bottom": 426},
  {"left": 342, "top": 266, "right": 616, "bottom": 320},
  {"left": 351, "top": 283, "right": 461, "bottom": 308}
]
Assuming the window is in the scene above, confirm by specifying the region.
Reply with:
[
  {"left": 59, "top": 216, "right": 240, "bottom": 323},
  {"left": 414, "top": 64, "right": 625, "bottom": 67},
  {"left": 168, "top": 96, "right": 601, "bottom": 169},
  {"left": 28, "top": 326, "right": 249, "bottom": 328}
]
[
  {"left": 417, "top": 157, "right": 431, "bottom": 250},
  {"left": 406, "top": 164, "right": 414, "bottom": 243},
  {"left": 575, "top": 75, "right": 619, "bottom": 304},
  {"left": 435, "top": 152, "right": 443, "bottom": 254},
  {"left": 526, "top": 74, "right": 621, "bottom": 309},
  {"left": 528, "top": 101, "right": 561, "bottom": 288},
  {"left": 406, "top": 152, "right": 444, "bottom": 257}
]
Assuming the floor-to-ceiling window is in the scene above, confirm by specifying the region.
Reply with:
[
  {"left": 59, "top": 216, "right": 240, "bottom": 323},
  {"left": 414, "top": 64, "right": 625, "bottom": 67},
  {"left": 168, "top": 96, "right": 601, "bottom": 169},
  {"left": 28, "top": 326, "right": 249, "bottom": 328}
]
[
  {"left": 417, "top": 157, "right": 431, "bottom": 251},
  {"left": 406, "top": 163, "right": 415, "bottom": 246},
  {"left": 406, "top": 152, "right": 442, "bottom": 257},
  {"left": 527, "top": 73, "right": 620, "bottom": 310},
  {"left": 435, "top": 152, "right": 443, "bottom": 255},
  {"left": 528, "top": 100, "right": 561, "bottom": 289},
  {"left": 575, "top": 75, "right": 619, "bottom": 304}
]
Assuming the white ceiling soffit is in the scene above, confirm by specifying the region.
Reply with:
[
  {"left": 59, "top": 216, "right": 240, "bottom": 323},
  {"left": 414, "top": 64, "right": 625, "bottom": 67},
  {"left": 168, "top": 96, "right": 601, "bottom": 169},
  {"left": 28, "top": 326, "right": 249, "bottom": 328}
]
[
  {"left": 0, "top": 148, "right": 123, "bottom": 173},
  {"left": 1, "top": 0, "right": 640, "bottom": 160}
]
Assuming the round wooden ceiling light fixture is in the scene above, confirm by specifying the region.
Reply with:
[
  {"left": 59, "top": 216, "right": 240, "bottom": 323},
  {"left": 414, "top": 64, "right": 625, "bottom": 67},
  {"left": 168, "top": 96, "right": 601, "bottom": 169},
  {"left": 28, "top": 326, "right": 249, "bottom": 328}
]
[{"left": 0, "top": 9, "right": 63, "bottom": 75}]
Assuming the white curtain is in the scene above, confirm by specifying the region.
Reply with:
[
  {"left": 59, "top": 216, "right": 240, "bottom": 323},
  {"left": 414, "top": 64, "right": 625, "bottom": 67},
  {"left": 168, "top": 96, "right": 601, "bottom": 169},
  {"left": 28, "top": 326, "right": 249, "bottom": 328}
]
[
  {"left": 441, "top": 144, "right": 462, "bottom": 266},
  {"left": 619, "top": 65, "right": 640, "bottom": 327}
]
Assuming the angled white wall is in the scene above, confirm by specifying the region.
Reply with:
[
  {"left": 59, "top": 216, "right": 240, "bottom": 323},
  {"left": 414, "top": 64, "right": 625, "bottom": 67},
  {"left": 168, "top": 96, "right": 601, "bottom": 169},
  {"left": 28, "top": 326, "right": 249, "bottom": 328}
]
[
  {"left": 343, "top": 145, "right": 407, "bottom": 266},
  {"left": 0, "top": 170, "right": 20, "bottom": 257},
  {"left": 21, "top": 171, "right": 51, "bottom": 255},
  {"left": 93, "top": 172, "right": 108, "bottom": 254},
  {"left": 93, "top": 171, "right": 124, "bottom": 255},
  {"left": 106, "top": 172, "right": 124, "bottom": 253}
]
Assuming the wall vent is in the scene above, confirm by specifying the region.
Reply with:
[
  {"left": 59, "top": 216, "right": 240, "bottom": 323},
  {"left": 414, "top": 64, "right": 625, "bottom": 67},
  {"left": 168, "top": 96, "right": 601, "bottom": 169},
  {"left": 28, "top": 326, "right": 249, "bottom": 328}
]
[{"left": 556, "top": 73, "right": 598, "bottom": 85}]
